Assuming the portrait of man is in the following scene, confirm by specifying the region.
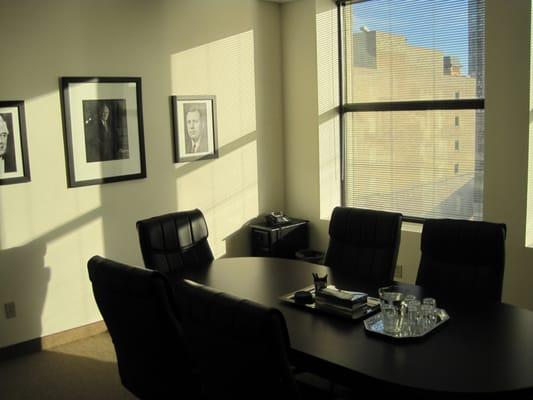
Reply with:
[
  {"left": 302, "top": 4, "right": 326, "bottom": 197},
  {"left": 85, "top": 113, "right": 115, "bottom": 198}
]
[
  {"left": 83, "top": 100, "right": 129, "bottom": 162},
  {"left": 172, "top": 95, "right": 218, "bottom": 163},
  {"left": 0, "top": 114, "right": 17, "bottom": 173},
  {"left": 183, "top": 103, "right": 208, "bottom": 154}
]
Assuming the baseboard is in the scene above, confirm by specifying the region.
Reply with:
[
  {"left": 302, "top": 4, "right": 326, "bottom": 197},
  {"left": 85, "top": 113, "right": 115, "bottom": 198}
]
[{"left": 0, "top": 320, "right": 107, "bottom": 362}]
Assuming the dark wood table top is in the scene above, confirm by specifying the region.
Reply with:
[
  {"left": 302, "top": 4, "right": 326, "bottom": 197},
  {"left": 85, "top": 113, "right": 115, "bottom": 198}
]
[{"left": 182, "top": 257, "right": 533, "bottom": 396}]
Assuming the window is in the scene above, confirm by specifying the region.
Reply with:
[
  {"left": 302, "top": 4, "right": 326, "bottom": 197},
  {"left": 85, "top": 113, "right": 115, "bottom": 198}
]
[{"left": 340, "top": 0, "right": 485, "bottom": 221}]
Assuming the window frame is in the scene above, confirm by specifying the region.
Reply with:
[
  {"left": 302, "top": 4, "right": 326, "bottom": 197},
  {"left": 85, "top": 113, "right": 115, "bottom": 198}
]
[{"left": 336, "top": 0, "right": 485, "bottom": 223}]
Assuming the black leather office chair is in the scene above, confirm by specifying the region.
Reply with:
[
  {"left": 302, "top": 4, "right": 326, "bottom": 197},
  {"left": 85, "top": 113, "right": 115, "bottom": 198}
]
[
  {"left": 136, "top": 209, "right": 214, "bottom": 275},
  {"left": 175, "top": 279, "right": 302, "bottom": 400},
  {"left": 416, "top": 218, "right": 507, "bottom": 303},
  {"left": 323, "top": 207, "right": 402, "bottom": 284},
  {"left": 87, "top": 256, "right": 201, "bottom": 399}
]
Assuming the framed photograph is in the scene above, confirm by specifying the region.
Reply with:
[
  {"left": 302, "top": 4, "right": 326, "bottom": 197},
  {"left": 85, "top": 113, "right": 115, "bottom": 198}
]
[
  {"left": 0, "top": 100, "right": 30, "bottom": 185},
  {"left": 171, "top": 95, "right": 218, "bottom": 162},
  {"left": 59, "top": 77, "right": 146, "bottom": 188}
]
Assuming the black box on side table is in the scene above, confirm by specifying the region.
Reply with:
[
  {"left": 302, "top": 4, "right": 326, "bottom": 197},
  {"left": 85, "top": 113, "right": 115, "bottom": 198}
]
[{"left": 250, "top": 219, "right": 309, "bottom": 259}]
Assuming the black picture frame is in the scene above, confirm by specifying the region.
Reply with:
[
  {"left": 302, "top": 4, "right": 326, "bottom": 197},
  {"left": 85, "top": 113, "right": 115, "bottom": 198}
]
[
  {"left": 0, "top": 100, "right": 30, "bottom": 185},
  {"left": 59, "top": 76, "right": 146, "bottom": 188},
  {"left": 171, "top": 95, "right": 218, "bottom": 162}
]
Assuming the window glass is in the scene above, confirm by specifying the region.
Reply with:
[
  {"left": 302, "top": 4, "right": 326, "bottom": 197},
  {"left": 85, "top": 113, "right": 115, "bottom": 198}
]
[{"left": 343, "top": 0, "right": 485, "bottom": 221}]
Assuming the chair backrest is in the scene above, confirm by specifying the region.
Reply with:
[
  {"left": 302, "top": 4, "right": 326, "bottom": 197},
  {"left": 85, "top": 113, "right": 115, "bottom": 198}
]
[
  {"left": 416, "top": 218, "right": 507, "bottom": 303},
  {"left": 87, "top": 256, "right": 199, "bottom": 399},
  {"left": 175, "top": 279, "right": 300, "bottom": 400},
  {"left": 323, "top": 207, "right": 402, "bottom": 284},
  {"left": 136, "top": 209, "right": 214, "bottom": 274}
]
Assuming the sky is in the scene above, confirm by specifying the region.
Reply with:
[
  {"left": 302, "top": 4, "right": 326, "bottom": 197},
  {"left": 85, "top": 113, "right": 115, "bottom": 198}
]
[{"left": 352, "top": 0, "right": 483, "bottom": 72}]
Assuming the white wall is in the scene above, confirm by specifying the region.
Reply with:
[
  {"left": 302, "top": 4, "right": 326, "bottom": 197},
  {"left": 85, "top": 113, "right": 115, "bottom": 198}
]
[
  {"left": 0, "top": 0, "right": 285, "bottom": 348},
  {"left": 484, "top": 0, "right": 532, "bottom": 308},
  {"left": 282, "top": 0, "right": 533, "bottom": 309},
  {"left": 282, "top": 0, "right": 331, "bottom": 249}
]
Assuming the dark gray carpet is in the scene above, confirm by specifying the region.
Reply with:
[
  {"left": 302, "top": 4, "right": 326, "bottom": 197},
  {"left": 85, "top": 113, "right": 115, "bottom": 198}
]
[{"left": 0, "top": 332, "right": 135, "bottom": 399}]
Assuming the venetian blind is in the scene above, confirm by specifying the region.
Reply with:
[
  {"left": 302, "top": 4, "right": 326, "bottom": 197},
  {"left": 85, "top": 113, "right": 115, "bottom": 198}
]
[{"left": 342, "top": 0, "right": 485, "bottom": 221}]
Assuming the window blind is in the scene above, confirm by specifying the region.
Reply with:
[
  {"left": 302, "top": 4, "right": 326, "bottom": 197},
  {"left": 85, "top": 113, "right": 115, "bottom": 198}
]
[{"left": 342, "top": 0, "right": 485, "bottom": 221}]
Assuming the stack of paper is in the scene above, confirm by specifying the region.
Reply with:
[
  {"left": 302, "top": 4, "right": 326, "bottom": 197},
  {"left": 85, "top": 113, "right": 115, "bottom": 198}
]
[{"left": 315, "top": 286, "right": 369, "bottom": 317}]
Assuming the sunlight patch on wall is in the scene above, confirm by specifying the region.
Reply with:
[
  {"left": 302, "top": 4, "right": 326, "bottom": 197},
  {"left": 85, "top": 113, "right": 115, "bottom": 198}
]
[
  {"left": 207, "top": 141, "right": 259, "bottom": 257},
  {"left": 0, "top": 90, "right": 105, "bottom": 250},
  {"left": 0, "top": 185, "right": 34, "bottom": 249},
  {"left": 317, "top": 6, "right": 339, "bottom": 115},
  {"left": 42, "top": 216, "right": 104, "bottom": 331},
  {"left": 171, "top": 30, "right": 256, "bottom": 146},
  {"left": 0, "top": 187, "right": 104, "bottom": 249},
  {"left": 319, "top": 115, "right": 341, "bottom": 220},
  {"left": 176, "top": 141, "right": 259, "bottom": 257},
  {"left": 171, "top": 30, "right": 259, "bottom": 257},
  {"left": 317, "top": 5, "right": 341, "bottom": 220}
]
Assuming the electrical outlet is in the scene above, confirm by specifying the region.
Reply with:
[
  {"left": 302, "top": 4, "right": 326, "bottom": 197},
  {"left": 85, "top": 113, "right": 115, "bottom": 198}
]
[
  {"left": 4, "top": 302, "right": 16, "bottom": 319},
  {"left": 394, "top": 264, "right": 403, "bottom": 279}
]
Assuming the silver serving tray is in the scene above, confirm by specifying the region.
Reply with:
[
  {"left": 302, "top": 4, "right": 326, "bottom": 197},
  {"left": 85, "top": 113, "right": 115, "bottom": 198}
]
[
  {"left": 279, "top": 285, "right": 381, "bottom": 321},
  {"left": 364, "top": 308, "right": 450, "bottom": 339}
]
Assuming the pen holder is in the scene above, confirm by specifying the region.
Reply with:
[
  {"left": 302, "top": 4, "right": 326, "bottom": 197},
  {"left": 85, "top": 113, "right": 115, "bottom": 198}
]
[{"left": 312, "top": 273, "right": 328, "bottom": 293}]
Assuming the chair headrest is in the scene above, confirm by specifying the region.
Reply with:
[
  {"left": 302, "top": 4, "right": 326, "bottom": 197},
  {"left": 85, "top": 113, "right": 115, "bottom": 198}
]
[
  {"left": 421, "top": 219, "right": 506, "bottom": 263},
  {"left": 137, "top": 209, "right": 209, "bottom": 251},
  {"left": 328, "top": 206, "right": 402, "bottom": 246}
]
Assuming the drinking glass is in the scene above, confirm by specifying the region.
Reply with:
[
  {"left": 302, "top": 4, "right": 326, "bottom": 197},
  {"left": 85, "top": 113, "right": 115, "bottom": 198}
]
[
  {"left": 420, "top": 303, "right": 436, "bottom": 330},
  {"left": 401, "top": 295, "right": 417, "bottom": 318},
  {"left": 381, "top": 303, "right": 401, "bottom": 334},
  {"left": 422, "top": 297, "right": 436, "bottom": 308},
  {"left": 378, "top": 286, "right": 404, "bottom": 334},
  {"left": 422, "top": 297, "right": 437, "bottom": 327},
  {"left": 406, "top": 301, "right": 421, "bottom": 335},
  {"left": 378, "top": 285, "right": 405, "bottom": 305}
]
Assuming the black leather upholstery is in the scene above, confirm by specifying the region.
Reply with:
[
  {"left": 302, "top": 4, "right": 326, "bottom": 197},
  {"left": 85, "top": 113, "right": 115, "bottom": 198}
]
[
  {"left": 87, "top": 256, "right": 200, "bottom": 399},
  {"left": 324, "top": 207, "right": 402, "bottom": 284},
  {"left": 175, "top": 279, "right": 300, "bottom": 400},
  {"left": 136, "top": 209, "right": 214, "bottom": 275},
  {"left": 416, "top": 219, "right": 507, "bottom": 303}
]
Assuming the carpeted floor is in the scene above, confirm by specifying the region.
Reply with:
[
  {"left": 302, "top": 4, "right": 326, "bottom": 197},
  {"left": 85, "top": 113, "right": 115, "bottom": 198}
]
[
  {"left": 0, "top": 332, "right": 135, "bottom": 399},
  {"left": 0, "top": 331, "right": 356, "bottom": 400}
]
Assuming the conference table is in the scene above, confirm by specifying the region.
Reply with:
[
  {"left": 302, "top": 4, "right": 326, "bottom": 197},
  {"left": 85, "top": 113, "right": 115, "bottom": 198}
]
[{"left": 181, "top": 256, "right": 533, "bottom": 397}]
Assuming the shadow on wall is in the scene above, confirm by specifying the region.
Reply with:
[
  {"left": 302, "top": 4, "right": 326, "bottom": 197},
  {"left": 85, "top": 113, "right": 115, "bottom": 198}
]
[
  {"left": 223, "top": 227, "right": 250, "bottom": 257},
  {"left": 0, "top": 241, "right": 50, "bottom": 351},
  {"left": 222, "top": 215, "right": 264, "bottom": 257},
  {"left": 0, "top": 207, "right": 104, "bottom": 351}
]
